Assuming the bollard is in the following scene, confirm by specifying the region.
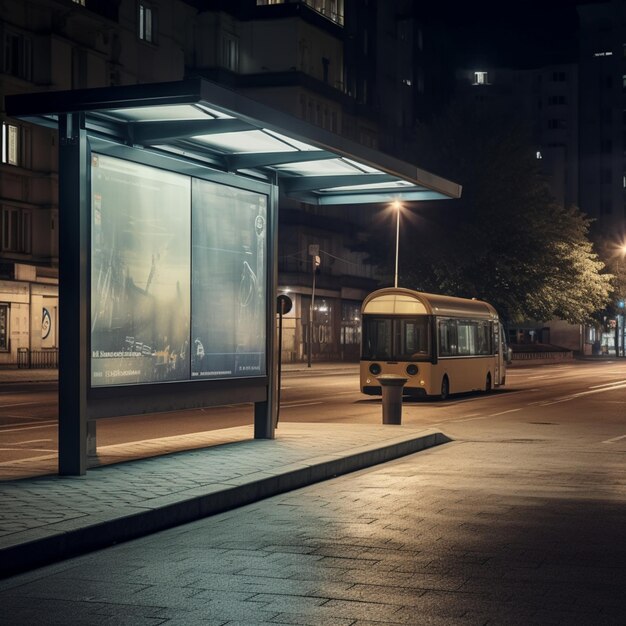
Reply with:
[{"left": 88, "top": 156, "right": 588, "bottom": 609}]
[{"left": 376, "top": 374, "right": 408, "bottom": 425}]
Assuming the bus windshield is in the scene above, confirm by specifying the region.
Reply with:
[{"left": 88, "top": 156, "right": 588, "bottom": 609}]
[{"left": 362, "top": 315, "right": 431, "bottom": 361}]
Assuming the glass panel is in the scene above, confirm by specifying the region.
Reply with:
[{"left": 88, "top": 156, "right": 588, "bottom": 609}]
[
  {"left": 191, "top": 179, "right": 267, "bottom": 378},
  {"left": 363, "top": 315, "right": 430, "bottom": 360},
  {"left": 91, "top": 154, "right": 191, "bottom": 386},
  {"left": 263, "top": 129, "right": 321, "bottom": 151},
  {"left": 399, "top": 318, "right": 430, "bottom": 359},
  {"left": 275, "top": 158, "right": 365, "bottom": 175},
  {"left": 106, "top": 105, "right": 211, "bottom": 122},
  {"left": 193, "top": 130, "right": 298, "bottom": 153},
  {"left": 438, "top": 319, "right": 457, "bottom": 356},
  {"left": 362, "top": 317, "right": 392, "bottom": 360}
]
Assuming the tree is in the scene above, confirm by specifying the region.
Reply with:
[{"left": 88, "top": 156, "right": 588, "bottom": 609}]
[{"left": 363, "top": 98, "right": 612, "bottom": 324}]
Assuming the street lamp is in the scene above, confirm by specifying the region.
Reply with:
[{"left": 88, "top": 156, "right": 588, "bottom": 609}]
[
  {"left": 616, "top": 242, "right": 626, "bottom": 357},
  {"left": 392, "top": 200, "right": 402, "bottom": 288}
]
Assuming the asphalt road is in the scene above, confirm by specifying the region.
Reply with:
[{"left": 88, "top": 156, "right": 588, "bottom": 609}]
[
  {"left": 1, "top": 359, "right": 625, "bottom": 624},
  {"left": 1, "top": 360, "right": 626, "bottom": 469}
]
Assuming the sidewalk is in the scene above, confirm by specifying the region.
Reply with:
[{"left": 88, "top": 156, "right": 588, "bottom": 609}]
[
  {"left": 0, "top": 362, "right": 358, "bottom": 385},
  {"left": 0, "top": 422, "right": 449, "bottom": 578}
]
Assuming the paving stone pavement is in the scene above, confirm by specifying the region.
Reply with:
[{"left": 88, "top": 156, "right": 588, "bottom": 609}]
[
  {"left": 0, "top": 423, "right": 448, "bottom": 577},
  {"left": 1, "top": 427, "right": 625, "bottom": 625}
]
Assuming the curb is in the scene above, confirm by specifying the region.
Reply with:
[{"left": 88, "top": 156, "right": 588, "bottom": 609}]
[{"left": 0, "top": 431, "right": 450, "bottom": 579}]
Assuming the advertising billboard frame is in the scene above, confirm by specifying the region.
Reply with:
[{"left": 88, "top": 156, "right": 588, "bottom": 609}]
[{"left": 86, "top": 136, "right": 278, "bottom": 420}]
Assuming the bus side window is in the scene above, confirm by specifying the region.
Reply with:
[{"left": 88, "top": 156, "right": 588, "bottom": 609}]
[{"left": 438, "top": 319, "right": 456, "bottom": 356}]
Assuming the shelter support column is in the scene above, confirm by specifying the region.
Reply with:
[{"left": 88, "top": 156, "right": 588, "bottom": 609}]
[
  {"left": 254, "top": 182, "right": 279, "bottom": 439},
  {"left": 58, "top": 113, "right": 89, "bottom": 475}
]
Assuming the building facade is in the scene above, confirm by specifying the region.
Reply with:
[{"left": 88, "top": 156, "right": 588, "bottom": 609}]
[{"left": 2, "top": 0, "right": 438, "bottom": 365}]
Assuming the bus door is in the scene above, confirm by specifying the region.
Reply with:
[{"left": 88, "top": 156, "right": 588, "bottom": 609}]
[{"left": 493, "top": 322, "right": 501, "bottom": 385}]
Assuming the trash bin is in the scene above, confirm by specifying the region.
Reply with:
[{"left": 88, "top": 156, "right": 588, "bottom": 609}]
[{"left": 376, "top": 374, "right": 408, "bottom": 425}]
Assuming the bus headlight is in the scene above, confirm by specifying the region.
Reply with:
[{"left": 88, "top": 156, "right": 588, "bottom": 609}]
[
  {"left": 369, "top": 363, "right": 381, "bottom": 375},
  {"left": 406, "top": 364, "right": 418, "bottom": 376}
]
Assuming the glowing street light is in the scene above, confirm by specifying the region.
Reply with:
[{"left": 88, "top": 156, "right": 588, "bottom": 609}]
[{"left": 391, "top": 200, "right": 402, "bottom": 288}]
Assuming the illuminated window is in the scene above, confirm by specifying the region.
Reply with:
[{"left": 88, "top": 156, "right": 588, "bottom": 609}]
[
  {"left": 536, "top": 151, "right": 542, "bottom": 159},
  {"left": 1, "top": 206, "right": 31, "bottom": 253},
  {"left": 256, "top": 0, "right": 344, "bottom": 26},
  {"left": 0, "top": 303, "right": 8, "bottom": 352},
  {"left": 1, "top": 122, "right": 20, "bottom": 166},
  {"left": 473, "top": 71, "right": 488, "bottom": 85},
  {"left": 593, "top": 50, "right": 613, "bottom": 57},
  {"left": 3, "top": 30, "right": 32, "bottom": 80},
  {"left": 138, "top": 1, "right": 156, "bottom": 43}
]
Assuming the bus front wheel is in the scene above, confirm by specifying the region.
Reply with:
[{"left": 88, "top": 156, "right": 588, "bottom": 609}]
[
  {"left": 485, "top": 373, "right": 492, "bottom": 393},
  {"left": 440, "top": 376, "right": 450, "bottom": 401}
]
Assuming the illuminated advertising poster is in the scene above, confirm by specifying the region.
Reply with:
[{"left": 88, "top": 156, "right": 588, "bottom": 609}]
[
  {"left": 91, "top": 155, "right": 191, "bottom": 386},
  {"left": 191, "top": 179, "right": 267, "bottom": 379}
]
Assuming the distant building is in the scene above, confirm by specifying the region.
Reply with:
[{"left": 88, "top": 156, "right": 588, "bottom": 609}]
[
  {"left": 578, "top": 0, "right": 626, "bottom": 238},
  {"left": 1, "top": 0, "right": 442, "bottom": 365}
]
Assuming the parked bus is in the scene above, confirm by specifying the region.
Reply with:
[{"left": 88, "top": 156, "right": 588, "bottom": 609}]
[{"left": 360, "top": 288, "right": 510, "bottom": 399}]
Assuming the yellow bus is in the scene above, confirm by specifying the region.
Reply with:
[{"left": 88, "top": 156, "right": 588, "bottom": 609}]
[{"left": 360, "top": 288, "right": 509, "bottom": 400}]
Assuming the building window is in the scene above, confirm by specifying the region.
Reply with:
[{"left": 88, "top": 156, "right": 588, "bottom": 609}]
[
  {"left": 0, "top": 303, "right": 8, "bottom": 351},
  {"left": 548, "top": 95, "right": 566, "bottom": 105},
  {"left": 1, "top": 122, "right": 20, "bottom": 166},
  {"left": 551, "top": 71, "right": 566, "bottom": 82},
  {"left": 536, "top": 151, "right": 543, "bottom": 159},
  {"left": 548, "top": 119, "right": 566, "bottom": 130},
  {"left": 72, "top": 0, "right": 86, "bottom": 5},
  {"left": 221, "top": 35, "right": 239, "bottom": 71},
  {"left": 601, "top": 138, "right": 613, "bottom": 153},
  {"left": 473, "top": 71, "right": 488, "bottom": 85},
  {"left": 600, "top": 168, "right": 612, "bottom": 184},
  {"left": 256, "top": 0, "right": 344, "bottom": 26},
  {"left": 3, "top": 30, "right": 32, "bottom": 81},
  {"left": 138, "top": 1, "right": 156, "bottom": 43},
  {"left": 1, "top": 206, "right": 31, "bottom": 253}
]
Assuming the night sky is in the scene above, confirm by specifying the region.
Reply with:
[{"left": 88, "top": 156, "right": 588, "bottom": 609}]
[{"left": 423, "top": 0, "right": 605, "bottom": 69}]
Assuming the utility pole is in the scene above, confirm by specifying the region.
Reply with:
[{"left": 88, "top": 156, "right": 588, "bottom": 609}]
[{"left": 307, "top": 245, "right": 320, "bottom": 368}]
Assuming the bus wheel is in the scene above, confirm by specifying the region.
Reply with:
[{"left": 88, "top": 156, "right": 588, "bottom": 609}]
[
  {"left": 485, "top": 373, "right": 492, "bottom": 393},
  {"left": 440, "top": 376, "right": 450, "bottom": 401}
]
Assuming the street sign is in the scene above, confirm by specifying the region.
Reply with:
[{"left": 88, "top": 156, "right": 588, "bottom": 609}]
[{"left": 277, "top": 294, "right": 293, "bottom": 315}]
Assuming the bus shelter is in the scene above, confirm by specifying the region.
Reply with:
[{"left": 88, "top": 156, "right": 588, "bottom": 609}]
[{"left": 6, "top": 79, "right": 461, "bottom": 475}]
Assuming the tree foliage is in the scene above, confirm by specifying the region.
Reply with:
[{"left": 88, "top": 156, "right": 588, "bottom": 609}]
[{"left": 368, "top": 98, "right": 613, "bottom": 324}]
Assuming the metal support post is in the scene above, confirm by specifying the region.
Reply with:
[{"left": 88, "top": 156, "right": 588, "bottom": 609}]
[
  {"left": 58, "top": 113, "right": 89, "bottom": 475},
  {"left": 255, "top": 181, "right": 279, "bottom": 439}
]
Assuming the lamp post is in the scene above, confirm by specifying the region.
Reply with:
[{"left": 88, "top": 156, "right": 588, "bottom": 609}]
[
  {"left": 617, "top": 243, "right": 626, "bottom": 357},
  {"left": 307, "top": 247, "right": 320, "bottom": 368},
  {"left": 392, "top": 200, "right": 402, "bottom": 288}
]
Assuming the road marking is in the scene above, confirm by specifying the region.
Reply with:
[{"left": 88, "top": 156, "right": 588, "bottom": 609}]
[
  {"left": 489, "top": 408, "right": 522, "bottom": 417},
  {"left": 0, "top": 401, "right": 40, "bottom": 409},
  {"left": 453, "top": 408, "right": 521, "bottom": 423},
  {"left": 539, "top": 382, "right": 626, "bottom": 406},
  {"left": 589, "top": 380, "right": 626, "bottom": 389},
  {"left": 0, "top": 452, "right": 56, "bottom": 465},
  {"left": 0, "top": 447, "right": 56, "bottom": 452},
  {"left": 16, "top": 439, "right": 52, "bottom": 445},
  {"left": 602, "top": 434, "right": 626, "bottom": 444},
  {"left": 281, "top": 401, "right": 324, "bottom": 408},
  {"left": 0, "top": 422, "right": 56, "bottom": 434}
]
